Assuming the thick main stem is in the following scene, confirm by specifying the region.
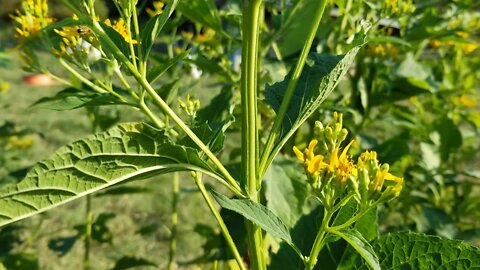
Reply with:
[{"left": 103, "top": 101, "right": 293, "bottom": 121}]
[
  {"left": 259, "top": 0, "right": 328, "bottom": 177},
  {"left": 240, "top": 1, "right": 264, "bottom": 269}
]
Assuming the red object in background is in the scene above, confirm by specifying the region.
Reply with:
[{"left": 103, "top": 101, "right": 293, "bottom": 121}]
[{"left": 23, "top": 74, "right": 56, "bottom": 86}]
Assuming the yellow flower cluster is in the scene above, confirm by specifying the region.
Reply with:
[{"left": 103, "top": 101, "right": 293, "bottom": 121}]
[
  {"left": 430, "top": 39, "right": 478, "bottom": 54},
  {"left": 10, "top": 0, "right": 54, "bottom": 43},
  {"left": 369, "top": 43, "right": 398, "bottom": 58},
  {"left": 104, "top": 18, "right": 138, "bottom": 44},
  {"left": 293, "top": 112, "right": 403, "bottom": 203},
  {"left": 384, "top": 0, "right": 415, "bottom": 15}
]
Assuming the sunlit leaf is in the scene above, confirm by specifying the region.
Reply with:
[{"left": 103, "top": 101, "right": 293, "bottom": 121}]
[
  {"left": 353, "top": 232, "right": 480, "bottom": 269},
  {"left": 212, "top": 191, "right": 292, "bottom": 243},
  {"left": 266, "top": 28, "right": 366, "bottom": 155},
  {"left": 0, "top": 123, "right": 220, "bottom": 227}
]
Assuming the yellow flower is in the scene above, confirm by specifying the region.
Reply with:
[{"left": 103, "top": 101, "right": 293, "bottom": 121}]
[
  {"left": 461, "top": 43, "right": 478, "bottom": 54},
  {"left": 146, "top": 1, "right": 165, "bottom": 17},
  {"left": 104, "top": 18, "right": 138, "bottom": 44},
  {"left": 453, "top": 95, "right": 477, "bottom": 108},
  {"left": 293, "top": 140, "right": 325, "bottom": 177},
  {"left": 7, "top": 136, "right": 33, "bottom": 149},
  {"left": 325, "top": 140, "right": 356, "bottom": 185},
  {"left": 194, "top": 28, "right": 216, "bottom": 43},
  {"left": 430, "top": 40, "right": 442, "bottom": 48},
  {"left": 456, "top": 31, "right": 469, "bottom": 39},
  {"left": 10, "top": 0, "right": 54, "bottom": 43}
]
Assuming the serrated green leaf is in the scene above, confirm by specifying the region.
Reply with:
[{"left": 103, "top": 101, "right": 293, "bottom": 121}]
[
  {"left": 141, "top": 0, "right": 179, "bottom": 60},
  {"left": 178, "top": 121, "right": 227, "bottom": 155},
  {"left": 0, "top": 122, "right": 220, "bottom": 227},
  {"left": 266, "top": 30, "right": 365, "bottom": 152},
  {"left": 354, "top": 232, "right": 480, "bottom": 269},
  {"left": 211, "top": 191, "right": 292, "bottom": 243},
  {"left": 332, "top": 229, "right": 380, "bottom": 270}
]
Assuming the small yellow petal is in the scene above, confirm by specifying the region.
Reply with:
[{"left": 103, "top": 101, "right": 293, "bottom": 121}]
[{"left": 293, "top": 146, "right": 305, "bottom": 161}]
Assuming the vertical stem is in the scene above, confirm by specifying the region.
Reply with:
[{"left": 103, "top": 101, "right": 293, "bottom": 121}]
[
  {"left": 305, "top": 210, "right": 333, "bottom": 270},
  {"left": 241, "top": 1, "right": 265, "bottom": 269},
  {"left": 259, "top": 0, "right": 328, "bottom": 177},
  {"left": 192, "top": 173, "right": 247, "bottom": 270},
  {"left": 84, "top": 195, "right": 93, "bottom": 270},
  {"left": 168, "top": 172, "right": 179, "bottom": 270}
]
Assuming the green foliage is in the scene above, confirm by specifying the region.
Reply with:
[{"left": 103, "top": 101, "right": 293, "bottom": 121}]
[
  {"left": 1, "top": 0, "right": 479, "bottom": 268},
  {"left": 212, "top": 190, "right": 292, "bottom": 244},
  {"left": 0, "top": 122, "right": 218, "bottom": 227},
  {"left": 354, "top": 232, "right": 480, "bottom": 269}
]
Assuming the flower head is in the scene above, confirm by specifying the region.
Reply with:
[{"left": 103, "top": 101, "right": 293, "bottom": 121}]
[
  {"left": 104, "top": 18, "right": 138, "bottom": 44},
  {"left": 10, "top": 0, "right": 54, "bottom": 44},
  {"left": 146, "top": 1, "right": 165, "bottom": 17}
]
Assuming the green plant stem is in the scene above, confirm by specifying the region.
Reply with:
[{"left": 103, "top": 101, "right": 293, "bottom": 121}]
[
  {"left": 330, "top": 203, "right": 378, "bottom": 231},
  {"left": 259, "top": 0, "right": 327, "bottom": 178},
  {"left": 192, "top": 173, "right": 247, "bottom": 270},
  {"left": 90, "top": 20, "right": 243, "bottom": 197},
  {"left": 168, "top": 172, "right": 179, "bottom": 270},
  {"left": 131, "top": 2, "right": 146, "bottom": 76},
  {"left": 241, "top": 1, "right": 265, "bottom": 269},
  {"left": 305, "top": 209, "right": 333, "bottom": 270},
  {"left": 84, "top": 195, "right": 93, "bottom": 270}
]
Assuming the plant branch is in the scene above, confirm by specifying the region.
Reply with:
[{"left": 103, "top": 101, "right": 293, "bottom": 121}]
[
  {"left": 259, "top": 0, "right": 327, "bottom": 178},
  {"left": 89, "top": 20, "right": 243, "bottom": 196},
  {"left": 192, "top": 173, "right": 247, "bottom": 270}
]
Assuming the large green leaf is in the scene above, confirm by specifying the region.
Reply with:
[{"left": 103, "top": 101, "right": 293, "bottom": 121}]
[
  {"left": 265, "top": 28, "right": 366, "bottom": 153},
  {"left": 211, "top": 191, "right": 292, "bottom": 243},
  {"left": 0, "top": 123, "right": 220, "bottom": 227},
  {"left": 147, "top": 49, "right": 189, "bottom": 83},
  {"left": 354, "top": 232, "right": 480, "bottom": 269}
]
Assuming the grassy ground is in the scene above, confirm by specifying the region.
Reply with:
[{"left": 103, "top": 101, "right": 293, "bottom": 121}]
[{"left": 0, "top": 24, "right": 222, "bottom": 269}]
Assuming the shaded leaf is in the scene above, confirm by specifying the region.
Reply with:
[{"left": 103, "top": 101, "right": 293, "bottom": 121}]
[
  {"left": 264, "top": 156, "right": 309, "bottom": 228},
  {"left": 212, "top": 191, "right": 292, "bottom": 243},
  {"left": 1, "top": 251, "right": 39, "bottom": 270},
  {"left": 269, "top": 207, "right": 324, "bottom": 270},
  {"left": 197, "top": 85, "right": 234, "bottom": 124},
  {"left": 0, "top": 122, "right": 219, "bottom": 227}
]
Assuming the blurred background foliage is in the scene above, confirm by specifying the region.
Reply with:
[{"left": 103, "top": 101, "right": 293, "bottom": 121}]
[{"left": 0, "top": 0, "right": 479, "bottom": 269}]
